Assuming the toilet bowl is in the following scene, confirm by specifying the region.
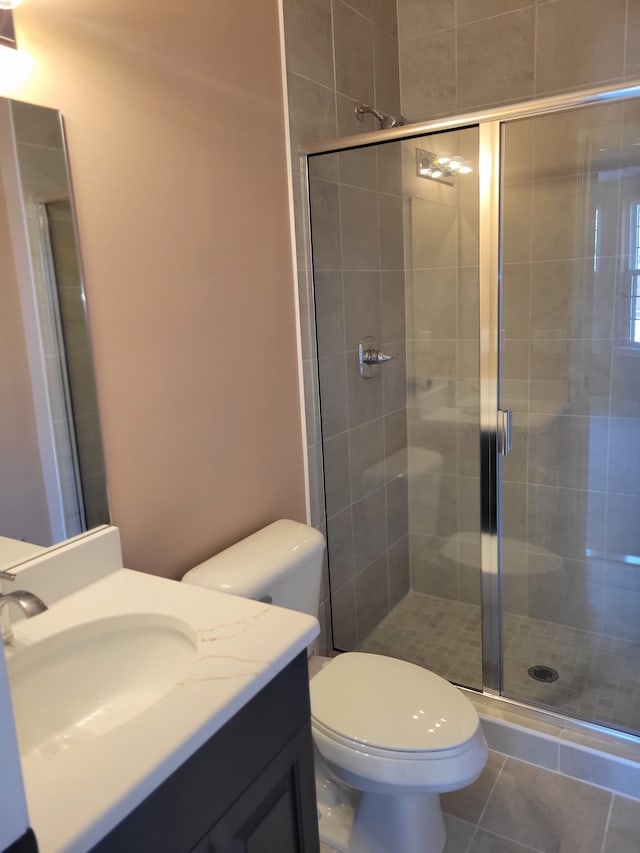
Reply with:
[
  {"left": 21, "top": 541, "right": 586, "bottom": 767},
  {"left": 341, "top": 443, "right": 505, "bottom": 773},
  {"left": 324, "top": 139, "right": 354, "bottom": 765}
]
[
  {"left": 182, "top": 519, "right": 488, "bottom": 853},
  {"left": 310, "top": 652, "right": 487, "bottom": 853}
]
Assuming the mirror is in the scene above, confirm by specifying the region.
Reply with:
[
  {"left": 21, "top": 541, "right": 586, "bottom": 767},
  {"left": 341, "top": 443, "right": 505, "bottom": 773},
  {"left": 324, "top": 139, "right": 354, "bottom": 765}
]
[{"left": 0, "top": 98, "right": 109, "bottom": 570}]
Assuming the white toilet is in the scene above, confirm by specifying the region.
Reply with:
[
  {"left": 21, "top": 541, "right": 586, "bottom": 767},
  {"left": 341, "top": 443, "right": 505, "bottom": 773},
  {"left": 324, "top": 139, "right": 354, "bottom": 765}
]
[{"left": 182, "top": 519, "right": 487, "bottom": 853}]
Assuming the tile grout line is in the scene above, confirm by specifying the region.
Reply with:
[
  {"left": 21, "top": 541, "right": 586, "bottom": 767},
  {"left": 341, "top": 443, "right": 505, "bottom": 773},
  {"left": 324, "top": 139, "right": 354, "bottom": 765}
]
[
  {"left": 476, "top": 752, "right": 508, "bottom": 827},
  {"left": 598, "top": 793, "right": 615, "bottom": 853}
]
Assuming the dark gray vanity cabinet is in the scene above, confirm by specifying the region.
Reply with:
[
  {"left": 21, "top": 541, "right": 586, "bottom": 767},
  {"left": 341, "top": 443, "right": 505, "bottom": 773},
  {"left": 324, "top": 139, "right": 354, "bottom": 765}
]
[{"left": 91, "top": 652, "right": 320, "bottom": 853}]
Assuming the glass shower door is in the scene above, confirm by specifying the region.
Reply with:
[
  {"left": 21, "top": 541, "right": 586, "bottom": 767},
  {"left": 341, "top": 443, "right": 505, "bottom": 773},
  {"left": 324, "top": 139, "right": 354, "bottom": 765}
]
[
  {"left": 308, "top": 125, "right": 484, "bottom": 690},
  {"left": 500, "top": 100, "right": 640, "bottom": 734}
]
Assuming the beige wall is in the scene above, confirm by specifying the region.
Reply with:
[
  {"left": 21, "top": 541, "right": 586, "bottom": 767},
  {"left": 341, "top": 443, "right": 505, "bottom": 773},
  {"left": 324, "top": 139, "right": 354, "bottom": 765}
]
[{"left": 1, "top": 0, "right": 306, "bottom": 577}]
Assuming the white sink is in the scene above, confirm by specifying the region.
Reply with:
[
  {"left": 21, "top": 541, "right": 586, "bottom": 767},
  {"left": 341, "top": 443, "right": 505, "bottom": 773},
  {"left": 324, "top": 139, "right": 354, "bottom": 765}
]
[{"left": 8, "top": 612, "right": 197, "bottom": 757}]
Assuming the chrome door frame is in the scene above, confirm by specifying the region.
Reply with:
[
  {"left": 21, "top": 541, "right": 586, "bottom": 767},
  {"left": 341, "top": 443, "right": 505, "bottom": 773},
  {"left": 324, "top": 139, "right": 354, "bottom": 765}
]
[{"left": 302, "top": 78, "right": 640, "bottom": 699}]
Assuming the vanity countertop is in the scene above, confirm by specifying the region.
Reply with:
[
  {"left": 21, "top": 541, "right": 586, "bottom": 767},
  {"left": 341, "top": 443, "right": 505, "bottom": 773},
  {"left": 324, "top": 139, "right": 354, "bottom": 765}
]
[{"left": 6, "top": 568, "right": 319, "bottom": 853}]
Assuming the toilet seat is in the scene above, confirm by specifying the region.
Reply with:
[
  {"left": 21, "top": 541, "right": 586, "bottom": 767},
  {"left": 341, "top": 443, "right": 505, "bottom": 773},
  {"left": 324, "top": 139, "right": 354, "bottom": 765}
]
[
  {"left": 312, "top": 717, "right": 479, "bottom": 762},
  {"left": 310, "top": 653, "right": 480, "bottom": 753},
  {"left": 310, "top": 653, "right": 487, "bottom": 794}
]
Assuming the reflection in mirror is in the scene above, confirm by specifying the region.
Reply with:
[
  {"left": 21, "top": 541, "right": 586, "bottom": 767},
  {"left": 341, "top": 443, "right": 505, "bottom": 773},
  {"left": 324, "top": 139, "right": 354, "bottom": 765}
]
[{"left": 0, "top": 99, "right": 108, "bottom": 568}]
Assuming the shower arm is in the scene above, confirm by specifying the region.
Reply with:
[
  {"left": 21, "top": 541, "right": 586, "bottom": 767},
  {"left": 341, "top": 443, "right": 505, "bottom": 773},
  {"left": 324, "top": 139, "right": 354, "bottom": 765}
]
[{"left": 354, "top": 102, "right": 407, "bottom": 129}]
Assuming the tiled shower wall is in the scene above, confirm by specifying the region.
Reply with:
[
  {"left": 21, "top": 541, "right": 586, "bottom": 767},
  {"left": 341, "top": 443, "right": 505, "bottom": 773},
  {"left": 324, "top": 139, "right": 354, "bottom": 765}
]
[
  {"left": 282, "top": 0, "right": 403, "bottom": 651},
  {"left": 284, "top": 0, "right": 640, "bottom": 651},
  {"left": 397, "top": 0, "right": 639, "bottom": 120},
  {"left": 499, "top": 103, "right": 640, "bottom": 646},
  {"left": 309, "top": 139, "right": 408, "bottom": 650},
  {"left": 401, "top": 129, "right": 481, "bottom": 606},
  {"left": 396, "top": 0, "right": 640, "bottom": 636}
]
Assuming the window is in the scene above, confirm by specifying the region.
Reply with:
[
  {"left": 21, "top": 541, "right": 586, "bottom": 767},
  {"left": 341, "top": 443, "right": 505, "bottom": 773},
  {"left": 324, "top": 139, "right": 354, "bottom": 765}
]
[{"left": 629, "top": 201, "right": 640, "bottom": 344}]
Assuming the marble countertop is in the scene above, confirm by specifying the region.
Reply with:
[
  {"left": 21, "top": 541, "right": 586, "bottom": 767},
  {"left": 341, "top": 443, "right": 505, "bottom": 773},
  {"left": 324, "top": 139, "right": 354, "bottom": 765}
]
[{"left": 7, "top": 568, "right": 318, "bottom": 853}]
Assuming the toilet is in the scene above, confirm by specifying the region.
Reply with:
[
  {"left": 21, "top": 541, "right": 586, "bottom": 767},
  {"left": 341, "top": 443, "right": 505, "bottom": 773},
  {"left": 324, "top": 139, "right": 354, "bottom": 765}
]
[{"left": 182, "top": 519, "right": 487, "bottom": 853}]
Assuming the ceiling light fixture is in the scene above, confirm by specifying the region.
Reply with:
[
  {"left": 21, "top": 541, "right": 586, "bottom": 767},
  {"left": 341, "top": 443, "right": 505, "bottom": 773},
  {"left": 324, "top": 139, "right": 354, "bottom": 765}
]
[{"left": 416, "top": 148, "right": 473, "bottom": 183}]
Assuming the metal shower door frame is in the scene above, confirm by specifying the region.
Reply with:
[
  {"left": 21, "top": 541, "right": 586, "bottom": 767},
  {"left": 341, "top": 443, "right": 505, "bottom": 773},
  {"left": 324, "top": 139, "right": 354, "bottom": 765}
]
[{"left": 303, "top": 78, "right": 640, "bottom": 700}]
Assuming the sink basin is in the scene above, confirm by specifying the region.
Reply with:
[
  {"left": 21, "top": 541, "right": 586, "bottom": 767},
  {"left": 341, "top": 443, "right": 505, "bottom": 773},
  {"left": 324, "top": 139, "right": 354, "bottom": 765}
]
[{"left": 8, "top": 613, "right": 198, "bottom": 757}]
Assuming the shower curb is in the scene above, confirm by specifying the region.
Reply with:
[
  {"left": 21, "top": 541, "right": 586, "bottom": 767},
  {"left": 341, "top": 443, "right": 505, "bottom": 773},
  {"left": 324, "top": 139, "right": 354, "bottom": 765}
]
[{"left": 469, "top": 693, "right": 640, "bottom": 801}]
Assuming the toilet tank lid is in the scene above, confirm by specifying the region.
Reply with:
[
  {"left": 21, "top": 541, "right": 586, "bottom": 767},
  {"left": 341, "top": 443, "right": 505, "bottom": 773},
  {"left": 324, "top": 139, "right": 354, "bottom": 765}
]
[{"left": 182, "top": 519, "right": 325, "bottom": 598}]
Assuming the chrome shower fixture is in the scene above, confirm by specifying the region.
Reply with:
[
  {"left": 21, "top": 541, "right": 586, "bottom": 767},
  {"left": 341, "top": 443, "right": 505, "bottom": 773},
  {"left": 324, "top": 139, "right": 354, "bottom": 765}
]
[{"left": 354, "top": 101, "right": 407, "bottom": 129}]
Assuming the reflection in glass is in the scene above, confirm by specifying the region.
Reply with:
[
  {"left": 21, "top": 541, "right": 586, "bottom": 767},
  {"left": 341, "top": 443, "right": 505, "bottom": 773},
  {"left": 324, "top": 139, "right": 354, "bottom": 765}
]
[
  {"left": 0, "top": 100, "right": 108, "bottom": 557},
  {"left": 501, "top": 101, "right": 640, "bottom": 735}
]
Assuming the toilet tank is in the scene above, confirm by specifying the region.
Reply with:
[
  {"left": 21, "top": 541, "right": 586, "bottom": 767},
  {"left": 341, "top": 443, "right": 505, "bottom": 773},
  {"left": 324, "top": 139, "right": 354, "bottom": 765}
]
[{"left": 181, "top": 519, "right": 325, "bottom": 619}]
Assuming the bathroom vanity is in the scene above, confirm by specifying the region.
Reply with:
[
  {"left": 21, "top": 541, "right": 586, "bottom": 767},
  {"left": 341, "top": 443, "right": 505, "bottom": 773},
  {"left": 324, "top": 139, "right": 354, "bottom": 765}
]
[
  {"left": 3, "top": 542, "right": 320, "bottom": 853},
  {"left": 93, "top": 651, "right": 319, "bottom": 853}
]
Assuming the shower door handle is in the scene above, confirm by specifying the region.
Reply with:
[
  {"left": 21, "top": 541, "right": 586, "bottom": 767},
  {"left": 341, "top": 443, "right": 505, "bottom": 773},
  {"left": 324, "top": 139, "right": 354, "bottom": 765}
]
[{"left": 498, "top": 409, "right": 512, "bottom": 456}]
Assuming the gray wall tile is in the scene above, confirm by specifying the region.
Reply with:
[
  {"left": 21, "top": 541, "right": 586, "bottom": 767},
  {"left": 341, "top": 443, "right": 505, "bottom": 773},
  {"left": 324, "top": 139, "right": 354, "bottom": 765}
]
[
  {"left": 559, "top": 744, "right": 640, "bottom": 801},
  {"left": 399, "top": 29, "right": 456, "bottom": 120},
  {"left": 347, "top": 354, "right": 384, "bottom": 426},
  {"left": 397, "top": 0, "right": 454, "bottom": 39},
  {"left": 458, "top": 0, "right": 533, "bottom": 26},
  {"left": 535, "top": 0, "right": 626, "bottom": 94},
  {"left": 388, "top": 533, "right": 410, "bottom": 605},
  {"left": 285, "top": 0, "right": 403, "bottom": 655},
  {"left": 349, "top": 418, "right": 386, "bottom": 500},
  {"left": 339, "top": 144, "right": 378, "bottom": 189},
  {"left": 331, "top": 579, "right": 358, "bottom": 648},
  {"left": 355, "top": 553, "right": 389, "bottom": 639},
  {"left": 343, "top": 270, "right": 381, "bottom": 348},
  {"left": 373, "top": 24, "right": 401, "bottom": 115},
  {"left": 333, "top": 0, "right": 375, "bottom": 101},
  {"left": 380, "top": 270, "right": 406, "bottom": 342},
  {"left": 283, "top": 0, "right": 335, "bottom": 88},
  {"left": 323, "top": 432, "right": 351, "bottom": 516},
  {"left": 327, "top": 506, "right": 355, "bottom": 589},
  {"left": 386, "top": 473, "right": 408, "bottom": 546},
  {"left": 318, "top": 354, "right": 349, "bottom": 437},
  {"left": 340, "top": 184, "right": 381, "bottom": 269},
  {"left": 352, "top": 487, "right": 388, "bottom": 571},
  {"left": 382, "top": 345, "right": 406, "bottom": 413},
  {"left": 309, "top": 178, "right": 342, "bottom": 269},
  {"left": 289, "top": 74, "right": 338, "bottom": 166},
  {"left": 457, "top": 10, "right": 535, "bottom": 110},
  {"left": 314, "top": 270, "right": 346, "bottom": 357},
  {"left": 481, "top": 718, "right": 559, "bottom": 770}
]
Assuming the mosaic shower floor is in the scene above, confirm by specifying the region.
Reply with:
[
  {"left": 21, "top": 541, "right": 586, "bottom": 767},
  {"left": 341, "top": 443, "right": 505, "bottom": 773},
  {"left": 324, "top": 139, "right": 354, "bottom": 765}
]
[{"left": 357, "top": 591, "right": 640, "bottom": 734}]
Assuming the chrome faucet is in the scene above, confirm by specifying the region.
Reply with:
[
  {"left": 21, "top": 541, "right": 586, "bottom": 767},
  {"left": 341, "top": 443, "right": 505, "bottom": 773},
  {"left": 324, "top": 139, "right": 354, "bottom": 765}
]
[{"left": 0, "top": 571, "right": 47, "bottom": 644}]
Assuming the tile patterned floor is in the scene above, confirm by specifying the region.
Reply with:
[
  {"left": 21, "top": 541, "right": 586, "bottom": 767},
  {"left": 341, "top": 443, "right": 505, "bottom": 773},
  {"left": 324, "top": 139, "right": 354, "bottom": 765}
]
[
  {"left": 357, "top": 591, "right": 640, "bottom": 734},
  {"left": 321, "top": 752, "right": 640, "bottom": 853}
]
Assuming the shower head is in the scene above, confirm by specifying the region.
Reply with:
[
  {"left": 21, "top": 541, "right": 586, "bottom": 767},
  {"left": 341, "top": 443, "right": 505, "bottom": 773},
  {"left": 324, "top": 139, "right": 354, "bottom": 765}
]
[{"left": 355, "top": 101, "right": 407, "bottom": 129}]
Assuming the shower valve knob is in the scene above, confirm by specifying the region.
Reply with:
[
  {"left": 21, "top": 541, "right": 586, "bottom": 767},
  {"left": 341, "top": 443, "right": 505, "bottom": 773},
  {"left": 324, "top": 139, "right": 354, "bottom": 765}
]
[
  {"left": 358, "top": 337, "right": 394, "bottom": 377},
  {"left": 361, "top": 349, "right": 393, "bottom": 365}
]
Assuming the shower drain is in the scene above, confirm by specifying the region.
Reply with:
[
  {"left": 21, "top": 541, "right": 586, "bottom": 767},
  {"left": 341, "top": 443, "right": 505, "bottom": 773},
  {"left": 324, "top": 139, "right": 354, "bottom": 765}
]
[{"left": 528, "top": 665, "right": 560, "bottom": 683}]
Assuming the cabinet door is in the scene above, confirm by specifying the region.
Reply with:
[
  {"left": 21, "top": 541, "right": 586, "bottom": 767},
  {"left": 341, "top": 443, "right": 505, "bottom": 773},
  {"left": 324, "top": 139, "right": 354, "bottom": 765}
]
[{"left": 206, "top": 728, "right": 319, "bottom": 853}]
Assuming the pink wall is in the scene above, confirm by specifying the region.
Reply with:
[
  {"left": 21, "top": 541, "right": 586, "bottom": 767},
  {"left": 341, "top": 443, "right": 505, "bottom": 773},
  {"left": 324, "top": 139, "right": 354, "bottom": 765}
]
[{"left": 0, "top": 0, "right": 306, "bottom": 577}]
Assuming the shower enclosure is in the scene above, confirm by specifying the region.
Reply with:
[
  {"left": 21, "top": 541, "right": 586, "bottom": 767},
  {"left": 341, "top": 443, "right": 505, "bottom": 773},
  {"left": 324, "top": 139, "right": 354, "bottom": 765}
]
[{"left": 306, "top": 82, "right": 640, "bottom": 738}]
